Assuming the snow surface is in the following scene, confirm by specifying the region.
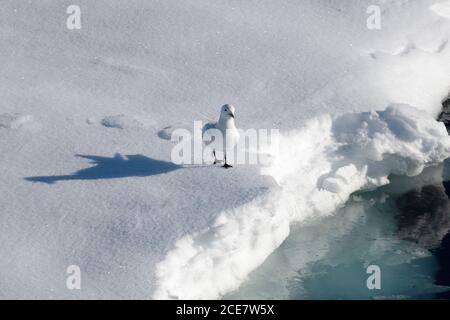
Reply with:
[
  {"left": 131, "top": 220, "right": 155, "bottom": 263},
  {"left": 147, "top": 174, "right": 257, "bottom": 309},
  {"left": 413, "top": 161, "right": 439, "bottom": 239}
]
[{"left": 1, "top": 0, "right": 450, "bottom": 299}]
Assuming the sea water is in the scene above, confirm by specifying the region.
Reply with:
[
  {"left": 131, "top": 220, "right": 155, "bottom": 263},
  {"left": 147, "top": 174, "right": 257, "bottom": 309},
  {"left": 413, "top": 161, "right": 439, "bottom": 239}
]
[{"left": 228, "top": 159, "right": 450, "bottom": 300}]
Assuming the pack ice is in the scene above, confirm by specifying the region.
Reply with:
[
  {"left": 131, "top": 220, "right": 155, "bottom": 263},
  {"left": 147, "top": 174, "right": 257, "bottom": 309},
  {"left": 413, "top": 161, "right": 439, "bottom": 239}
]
[{"left": 1, "top": 0, "right": 450, "bottom": 299}]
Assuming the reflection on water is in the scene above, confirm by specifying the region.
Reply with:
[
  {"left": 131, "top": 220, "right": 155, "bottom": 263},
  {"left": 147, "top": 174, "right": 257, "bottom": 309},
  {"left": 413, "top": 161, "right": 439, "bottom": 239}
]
[
  {"left": 434, "top": 98, "right": 450, "bottom": 294},
  {"left": 228, "top": 160, "right": 450, "bottom": 300},
  {"left": 396, "top": 184, "right": 450, "bottom": 250}
]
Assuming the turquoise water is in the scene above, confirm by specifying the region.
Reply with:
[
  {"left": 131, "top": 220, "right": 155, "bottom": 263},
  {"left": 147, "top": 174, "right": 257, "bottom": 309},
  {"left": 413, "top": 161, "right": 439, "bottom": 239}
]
[{"left": 229, "top": 160, "right": 450, "bottom": 299}]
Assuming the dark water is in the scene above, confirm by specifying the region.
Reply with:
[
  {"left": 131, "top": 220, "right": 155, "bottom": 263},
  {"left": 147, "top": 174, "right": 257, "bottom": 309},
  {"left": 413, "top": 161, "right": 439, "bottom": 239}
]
[
  {"left": 433, "top": 100, "right": 450, "bottom": 298},
  {"left": 229, "top": 103, "right": 450, "bottom": 300},
  {"left": 229, "top": 161, "right": 450, "bottom": 300}
]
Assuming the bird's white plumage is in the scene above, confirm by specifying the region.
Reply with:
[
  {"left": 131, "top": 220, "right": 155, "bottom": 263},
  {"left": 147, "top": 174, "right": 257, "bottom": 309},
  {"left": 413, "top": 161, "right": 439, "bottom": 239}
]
[
  {"left": 201, "top": 122, "right": 217, "bottom": 146},
  {"left": 202, "top": 104, "right": 240, "bottom": 164}
]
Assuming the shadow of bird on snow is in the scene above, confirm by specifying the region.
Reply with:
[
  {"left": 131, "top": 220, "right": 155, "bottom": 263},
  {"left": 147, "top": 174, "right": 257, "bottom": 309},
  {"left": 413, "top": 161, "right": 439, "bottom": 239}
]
[{"left": 25, "top": 153, "right": 180, "bottom": 184}]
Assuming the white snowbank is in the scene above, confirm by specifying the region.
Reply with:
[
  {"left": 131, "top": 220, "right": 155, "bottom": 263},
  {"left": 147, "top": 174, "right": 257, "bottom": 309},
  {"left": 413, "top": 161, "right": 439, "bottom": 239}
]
[{"left": 153, "top": 104, "right": 450, "bottom": 299}]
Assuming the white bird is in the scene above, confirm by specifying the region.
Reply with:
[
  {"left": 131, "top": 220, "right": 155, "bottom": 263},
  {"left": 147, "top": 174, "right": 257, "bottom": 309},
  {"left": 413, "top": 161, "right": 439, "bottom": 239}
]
[{"left": 202, "top": 104, "right": 240, "bottom": 168}]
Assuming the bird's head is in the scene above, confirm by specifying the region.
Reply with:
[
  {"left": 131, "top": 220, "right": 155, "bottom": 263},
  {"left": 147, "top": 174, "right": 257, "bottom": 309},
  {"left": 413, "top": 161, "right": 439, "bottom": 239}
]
[{"left": 221, "top": 104, "right": 236, "bottom": 119}]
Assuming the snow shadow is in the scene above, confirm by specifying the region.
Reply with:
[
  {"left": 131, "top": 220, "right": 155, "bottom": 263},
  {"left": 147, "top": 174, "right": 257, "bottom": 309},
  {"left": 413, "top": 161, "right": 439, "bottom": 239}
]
[{"left": 25, "top": 153, "right": 180, "bottom": 184}]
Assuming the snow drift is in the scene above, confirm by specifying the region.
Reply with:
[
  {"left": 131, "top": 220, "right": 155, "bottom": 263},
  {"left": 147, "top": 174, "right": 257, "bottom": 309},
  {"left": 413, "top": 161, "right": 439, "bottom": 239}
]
[{"left": 153, "top": 104, "right": 450, "bottom": 299}]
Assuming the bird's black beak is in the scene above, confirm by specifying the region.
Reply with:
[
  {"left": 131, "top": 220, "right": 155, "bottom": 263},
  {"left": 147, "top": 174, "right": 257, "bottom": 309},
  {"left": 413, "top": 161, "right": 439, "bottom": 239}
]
[{"left": 228, "top": 112, "right": 234, "bottom": 118}]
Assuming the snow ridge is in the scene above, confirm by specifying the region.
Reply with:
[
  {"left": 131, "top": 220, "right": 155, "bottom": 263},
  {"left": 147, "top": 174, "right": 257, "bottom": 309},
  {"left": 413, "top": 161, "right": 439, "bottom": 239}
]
[{"left": 153, "top": 104, "right": 450, "bottom": 300}]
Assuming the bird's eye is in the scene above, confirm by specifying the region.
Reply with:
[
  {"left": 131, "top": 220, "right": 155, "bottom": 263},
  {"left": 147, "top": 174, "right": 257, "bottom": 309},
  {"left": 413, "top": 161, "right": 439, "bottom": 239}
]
[{"left": 225, "top": 109, "right": 227, "bottom": 111}]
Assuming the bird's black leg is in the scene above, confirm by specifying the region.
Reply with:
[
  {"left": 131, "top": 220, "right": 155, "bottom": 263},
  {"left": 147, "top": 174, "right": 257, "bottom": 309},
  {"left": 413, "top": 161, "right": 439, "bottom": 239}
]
[
  {"left": 213, "top": 149, "right": 217, "bottom": 165},
  {"left": 223, "top": 152, "right": 232, "bottom": 168}
]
